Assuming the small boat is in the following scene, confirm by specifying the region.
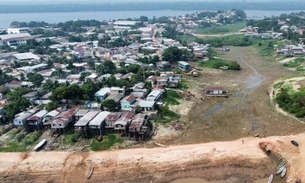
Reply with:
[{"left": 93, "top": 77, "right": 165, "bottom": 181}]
[
  {"left": 276, "top": 165, "right": 286, "bottom": 175},
  {"left": 33, "top": 139, "right": 46, "bottom": 151},
  {"left": 276, "top": 161, "right": 285, "bottom": 170},
  {"left": 87, "top": 167, "right": 94, "bottom": 179},
  {"left": 268, "top": 174, "right": 273, "bottom": 183},
  {"left": 281, "top": 167, "right": 287, "bottom": 178}
]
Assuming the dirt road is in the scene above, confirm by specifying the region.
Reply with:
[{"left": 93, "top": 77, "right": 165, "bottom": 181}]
[{"left": 1, "top": 134, "right": 305, "bottom": 183}]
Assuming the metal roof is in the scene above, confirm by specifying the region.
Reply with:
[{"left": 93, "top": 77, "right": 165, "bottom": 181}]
[
  {"left": 75, "top": 109, "right": 89, "bottom": 116},
  {"left": 13, "top": 52, "right": 40, "bottom": 60},
  {"left": 89, "top": 111, "right": 110, "bottom": 126},
  {"left": 43, "top": 109, "right": 60, "bottom": 118},
  {"left": 138, "top": 100, "right": 155, "bottom": 108},
  {"left": 0, "top": 33, "right": 32, "bottom": 41},
  {"left": 27, "top": 110, "right": 48, "bottom": 121},
  {"left": 178, "top": 61, "right": 190, "bottom": 66},
  {"left": 74, "top": 111, "right": 100, "bottom": 127}
]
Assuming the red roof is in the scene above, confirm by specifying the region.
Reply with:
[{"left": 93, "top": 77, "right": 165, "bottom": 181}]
[
  {"left": 121, "top": 111, "right": 134, "bottom": 119},
  {"left": 153, "top": 85, "right": 164, "bottom": 89},
  {"left": 55, "top": 110, "right": 75, "bottom": 119},
  {"left": 146, "top": 76, "right": 157, "bottom": 82},
  {"left": 106, "top": 112, "right": 121, "bottom": 121},
  {"left": 125, "top": 95, "right": 135, "bottom": 102},
  {"left": 9, "top": 80, "right": 22, "bottom": 85}
]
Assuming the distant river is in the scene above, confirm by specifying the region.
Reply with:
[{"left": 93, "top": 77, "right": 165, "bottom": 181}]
[{"left": 0, "top": 10, "right": 303, "bottom": 28}]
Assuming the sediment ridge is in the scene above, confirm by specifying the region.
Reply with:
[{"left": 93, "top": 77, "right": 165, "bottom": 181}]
[{"left": 0, "top": 134, "right": 304, "bottom": 183}]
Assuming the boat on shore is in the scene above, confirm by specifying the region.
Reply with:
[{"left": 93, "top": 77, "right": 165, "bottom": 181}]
[
  {"left": 276, "top": 165, "right": 286, "bottom": 175},
  {"left": 87, "top": 167, "right": 94, "bottom": 179},
  {"left": 33, "top": 139, "right": 46, "bottom": 151},
  {"left": 268, "top": 174, "right": 273, "bottom": 183},
  {"left": 276, "top": 161, "right": 285, "bottom": 170},
  {"left": 281, "top": 167, "right": 287, "bottom": 178}
]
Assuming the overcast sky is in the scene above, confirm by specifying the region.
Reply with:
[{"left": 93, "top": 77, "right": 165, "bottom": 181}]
[{"left": 0, "top": 0, "right": 293, "bottom": 4}]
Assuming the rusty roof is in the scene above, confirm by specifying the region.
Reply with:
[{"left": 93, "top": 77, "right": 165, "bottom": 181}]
[
  {"left": 121, "top": 111, "right": 134, "bottom": 119},
  {"left": 106, "top": 112, "right": 122, "bottom": 121},
  {"left": 124, "top": 95, "right": 136, "bottom": 102},
  {"left": 55, "top": 109, "right": 75, "bottom": 119}
]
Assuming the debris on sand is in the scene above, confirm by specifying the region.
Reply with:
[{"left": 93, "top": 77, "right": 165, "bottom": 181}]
[
  {"left": 155, "top": 142, "right": 167, "bottom": 148},
  {"left": 87, "top": 167, "right": 94, "bottom": 179}
]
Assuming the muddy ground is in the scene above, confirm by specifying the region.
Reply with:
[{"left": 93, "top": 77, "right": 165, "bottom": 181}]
[{"left": 164, "top": 46, "right": 305, "bottom": 145}]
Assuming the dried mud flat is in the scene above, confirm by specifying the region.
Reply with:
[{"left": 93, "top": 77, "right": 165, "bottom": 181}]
[{"left": 169, "top": 46, "right": 305, "bottom": 145}]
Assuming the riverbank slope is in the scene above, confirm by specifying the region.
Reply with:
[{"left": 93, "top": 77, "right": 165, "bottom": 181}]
[{"left": 0, "top": 134, "right": 304, "bottom": 183}]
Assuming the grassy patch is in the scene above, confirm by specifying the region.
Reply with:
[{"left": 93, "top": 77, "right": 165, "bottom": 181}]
[
  {"left": 274, "top": 81, "right": 284, "bottom": 89},
  {"left": 0, "top": 131, "right": 42, "bottom": 152},
  {"left": 194, "top": 22, "right": 246, "bottom": 34},
  {"left": 165, "top": 90, "right": 181, "bottom": 105},
  {"left": 196, "top": 34, "right": 252, "bottom": 47},
  {"left": 177, "top": 35, "right": 197, "bottom": 43},
  {"left": 90, "top": 134, "right": 123, "bottom": 151},
  {"left": 283, "top": 58, "right": 305, "bottom": 68},
  {"left": 179, "top": 79, "right": 189, "bottom": 90},
  {"left": 201, "top": 57, "right": 241, "bottom": 70},
  {"left": 63, "top": 132, "right": 78, "bottom": 145},
  {"left": 154, "top": 105, "right": 180, "bottom": 124},
  {"left": 253, "top": 39, "right": 285, "bottom": 58}
]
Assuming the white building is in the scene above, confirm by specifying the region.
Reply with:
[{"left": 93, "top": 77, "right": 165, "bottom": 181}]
[
  {"left": 0, "top": 33, "right": 32, "bottom": 46},
  {"left": 7, "top": 27, "right": 29, "bottom": 34}
]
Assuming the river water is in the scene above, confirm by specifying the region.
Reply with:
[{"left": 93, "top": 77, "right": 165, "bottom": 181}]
[{"left": 0, "top": 10, "right": 303, "bottom": 28}]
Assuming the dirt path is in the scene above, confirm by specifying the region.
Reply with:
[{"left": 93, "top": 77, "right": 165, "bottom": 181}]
[
  {"left": 193, "top": 32, "right": 244, "bottom": 38},
  {"left": 1, "top": 134, "right": 305, "bottom": 183}
]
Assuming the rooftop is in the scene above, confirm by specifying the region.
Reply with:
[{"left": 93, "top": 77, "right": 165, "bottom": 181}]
[
  {"left": 74, "top": 111, "right": 100, "bottom": 127},
  {"left": 205, "top": 86, "right": 225, "bottom": 91},
  {"left": 89, "top": 111, "right": 111, "bottom": 126},
  {"left": 95, "top": 87, "right": 111, "bottom": 97},
  {"left": 75, "top": 109, "right": 89, "bottom": 117},
  {"left": 178, "top": 61, "right": 190, "bottom": 66},
  {"left": 0, "top": 33, "right": 32, "bottom": 41},
  {"left": 106, "top": 93, "right": 123, "bottom": 103},
  {"left": 106, "top": 112, "right": 122, "bottom": 121},
  {"left": 13, "top": 52, "right": 40, "bottom": 60},
  {"left": 123, "top": 95, "right": 136, "bottom": 102},
  {"left": 45, "top": 109, "right": 61, "bottom": 118},
  {"left": 113, "top": 21, "right": 139, "bottom": 26},
  {"left": 138, "top": 100, "right": 156, "bottom": 108},
  {"left": 27, "top": 110, "right": 48, "bottom": 121}
]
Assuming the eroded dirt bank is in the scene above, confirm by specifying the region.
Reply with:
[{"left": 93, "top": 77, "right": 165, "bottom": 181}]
[{"left": 0, "top": 134, "right": 304, "bottom": 183}]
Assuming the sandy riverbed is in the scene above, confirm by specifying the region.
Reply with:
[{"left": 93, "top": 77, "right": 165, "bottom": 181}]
[{"left": 0, "top": 133, "right": 304, "bottom": 183}]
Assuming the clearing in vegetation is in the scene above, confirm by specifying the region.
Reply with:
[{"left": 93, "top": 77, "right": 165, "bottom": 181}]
[
  {"left": 200, "top": 57, "right": 241, "bottom": 70},
  {"left": 194, "top": 22, "right": 247, "bottom": 34}
]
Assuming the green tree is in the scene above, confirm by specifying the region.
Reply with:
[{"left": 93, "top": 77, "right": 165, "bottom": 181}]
[
  {"left": 102, "top": 99, "right": 118, "bottom": 112},
  {"left": 81, "top": 82, "right": 99, "bottom": 100},
  {"left": 42, "top": 80, "right": 60, "bottom": 91},
  {"left": 162, "top": 46, "right": 183, "bottom": 63},
  {"left": 27, "top": 73, "right": 44, "bottom": 87},
  {"left": 139, "top": 15, "right": 149, "bottom": 22},
  {"left": 8, "top": 88, "right": 31, "bottom": 101},
  {"left": 46, "top": 101, "right": 59, "bottom": 111},
  {"left": 104, "top": 60, "right": 117, "bottom": 74},
  {"left": 134, "top": 105, "right": 141, "bottom": 113},
  {"left": 4, "top": 98, "right": 31, "bottom": 120}
]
